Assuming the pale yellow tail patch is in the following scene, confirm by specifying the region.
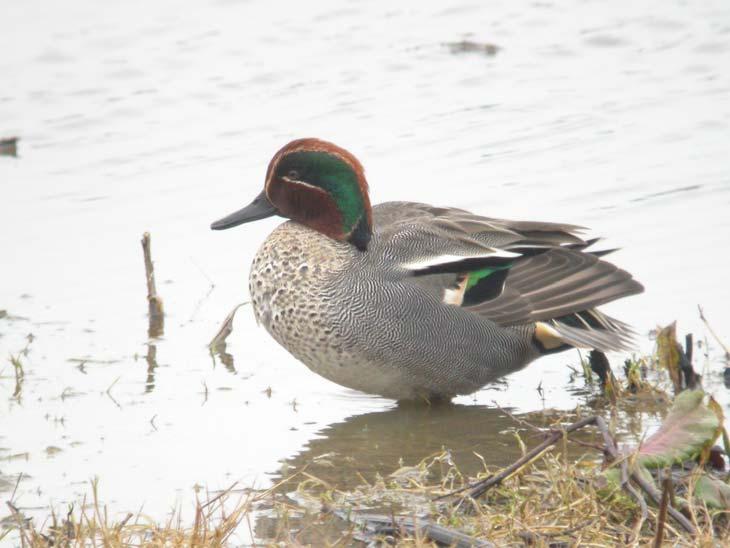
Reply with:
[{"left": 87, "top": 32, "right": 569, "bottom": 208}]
[
  {"left": 443, "top": 275, "right": 468, "bottom": 306},
  {"left": 535, "top": 321, "right": 566, "bottom": 349}
]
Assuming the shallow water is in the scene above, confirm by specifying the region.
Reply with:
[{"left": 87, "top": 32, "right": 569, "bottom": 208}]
[{"left": 2, "top": 0, "right": 730, "bottom": 536}]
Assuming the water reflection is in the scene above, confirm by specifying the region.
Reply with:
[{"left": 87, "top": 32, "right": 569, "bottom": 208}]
[
  {"left": 211, "top": 343, "right": 237, "bottom": 375},
  {"left": 208, "top": 302, "right": 248, "bottom": 375},
  {"left": 273, "top": 404, "right": 526, "bottom": 490},
  {"left": 144, "top": 343, "right": 157, "bottom": 393}
]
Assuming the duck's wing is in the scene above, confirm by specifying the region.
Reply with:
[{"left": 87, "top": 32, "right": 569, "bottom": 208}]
[{"left": 374, "top": 202, "right": 644, "bottom": 352}]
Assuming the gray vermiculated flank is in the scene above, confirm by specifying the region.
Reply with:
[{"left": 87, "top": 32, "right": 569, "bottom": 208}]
[
  {"left": 249, "top": 203, "right": 539, "bottom": 400},
  {"left": 249, "top": 201, "right": 640, "bottom": 400}
]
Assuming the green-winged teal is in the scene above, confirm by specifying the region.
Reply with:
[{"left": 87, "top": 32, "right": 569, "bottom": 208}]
[{"left": 211, "top": 138, "right": 643, "bottom": 401}]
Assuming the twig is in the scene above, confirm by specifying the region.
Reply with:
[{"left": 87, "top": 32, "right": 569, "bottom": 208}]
[
  {"left": 105, "top": 376, "right": 122, "bottom": 409},
  {"left": 517, "top": 519, "right": 596, "bottom": 542},
  {"left": 114, "top": 512, "right": 134, "bottom": 533},
  {"left": 698, "top": 305, "right": 730, "bottom": 361},
  {"left": 491, "top": 401, "right": 543, "bottom": 433},
  {"left": 621, "top": 459, "right": 647, "bottom": 542},
  {"left": 10, "top": 472, "right": 23, "bottom": 503},
  {"left": 654, "top": 473, "right": 673, "bottom": 548},
  {"left": 493, "top": 401, "right": 603, "bottom": 450},
  {"left": 10, "top": 353, "right": 24, "bottom": 400},
  {"left": 569, "top": 438, "right": 606, "bottom": 452},
  {"left": 200, "top": 482, "right": 239, "bottom": 511},
  {"left": 141, "top": 232, "right": 164, "bottom": 338}
]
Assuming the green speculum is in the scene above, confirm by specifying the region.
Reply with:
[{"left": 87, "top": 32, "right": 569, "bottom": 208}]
[
  {"left": 462, "top": 264, "right": 513, "bottom": 306},
  {"left": 465, "top": 265, "right": 511, "bottom": 290},
  {"left": 280, "top": 151, "right": 367, "bottom": 235}
]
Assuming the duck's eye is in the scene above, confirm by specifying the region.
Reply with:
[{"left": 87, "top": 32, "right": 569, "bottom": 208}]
[{"left": 286, "top": 169, "right": 300, "bottom": 180}]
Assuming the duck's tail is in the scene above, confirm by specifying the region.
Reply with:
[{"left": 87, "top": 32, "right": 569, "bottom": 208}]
[{"left": 533, "top": 308, "right": 636, "bottom": 354}]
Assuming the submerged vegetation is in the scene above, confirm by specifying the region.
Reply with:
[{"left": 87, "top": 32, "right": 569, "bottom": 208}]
[{"left": 3, "top": 319, "right": 730, "bottom": 546}]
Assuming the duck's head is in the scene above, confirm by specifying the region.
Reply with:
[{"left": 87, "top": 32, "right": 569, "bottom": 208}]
[{"left": 211, "top": 138, "right": 372, "bottom": 251}]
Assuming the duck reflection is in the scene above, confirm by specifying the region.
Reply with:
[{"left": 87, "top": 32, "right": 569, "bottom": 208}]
[
  {"left": 255, "top": 404, "right": 528, "bottom": 543},
  {"left": 274, "top": 403, "right": 526, "bottom": 490}
]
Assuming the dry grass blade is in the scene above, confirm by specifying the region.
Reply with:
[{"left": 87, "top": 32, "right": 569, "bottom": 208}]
[
  {"left": 7, "top": 481, "right": 265, "bottom": 547},
  {"left": 209, "top": 302, "right": 248, "bottom": 351}
]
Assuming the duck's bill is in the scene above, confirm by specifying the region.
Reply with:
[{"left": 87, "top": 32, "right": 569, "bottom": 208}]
[{"left": 210, "top": 191, "right": 277, "bottom": 230}]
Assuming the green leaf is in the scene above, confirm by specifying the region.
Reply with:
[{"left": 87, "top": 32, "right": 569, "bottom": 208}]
[{"left": 637, "top": 390, "right": 722, "bottom": 469}]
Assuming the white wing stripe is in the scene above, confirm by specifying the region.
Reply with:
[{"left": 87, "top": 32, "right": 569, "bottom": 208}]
[{"left": 403, "top": 249, "right": 520, "bottom": 272}]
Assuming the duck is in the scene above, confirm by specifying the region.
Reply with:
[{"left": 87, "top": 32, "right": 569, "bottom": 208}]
[{"left": 211, "top": 138, "right": 643, "bottom": 402}]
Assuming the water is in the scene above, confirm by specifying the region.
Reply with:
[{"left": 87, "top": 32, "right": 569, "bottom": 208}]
[{"left": 1, "top": 0, "right": 730, "bottom": 534}]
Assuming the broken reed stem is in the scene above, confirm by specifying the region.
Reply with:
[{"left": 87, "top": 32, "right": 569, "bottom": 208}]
[
  {"left": 698, "top": 305, "right": 730, "bottom": 361},
  {"left": 654, "top": 473, "right": 673, "bottom": 548},
  {"left": 141, "top": 232, "right": 164, "bottom": 337}
]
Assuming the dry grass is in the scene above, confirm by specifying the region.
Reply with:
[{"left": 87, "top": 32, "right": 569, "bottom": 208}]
[
  {"left": 7, "top": 445, "right": 729, "bottom": 547},
  {"left": 3, "top": 479, "right": 262, "bottom": 547},
  {"left": 279, "top": 432, "right": 730, "bottom": 546}
]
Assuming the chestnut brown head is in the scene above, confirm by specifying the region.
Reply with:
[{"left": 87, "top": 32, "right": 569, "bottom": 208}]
[{"left": 211, "top": 138, "right": 372, "bottom": 251}]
